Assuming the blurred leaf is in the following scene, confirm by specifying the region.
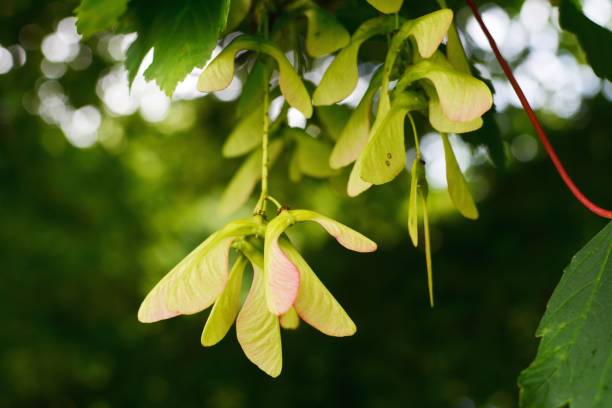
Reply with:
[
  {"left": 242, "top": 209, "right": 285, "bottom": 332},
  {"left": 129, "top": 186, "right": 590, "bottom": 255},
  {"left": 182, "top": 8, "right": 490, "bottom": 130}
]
[
  {"left": 420, "top": 192, "right": 434, "bottom": 307},
  {"left": 226, "top": 0, "right": 252, "bottom": 31},
  {"left": 441, "top": 133, "right": 478, "bottom": 220},
  {"left": 366, "top": 0, "right": 403, "bottom": 14},
  {"left": 123, "top": 0, "right": 230, "bottom": 96},
  {"left": 75, "top": 0, "right": 127, "bottom": 38},
  {"left": 304, "top": 7, "right": 350, "bottom": 58},
  {"left": 316, "top": 104, "right": 352, "bottom": 141},
  {"left": 559, "top": 0, "right": 612, "bottom": 80},
  {"left": 289, "top": 129, "right": 339, "bottom": 178},
  {"left": 313, "top": 15, "right": 397, "bottom": 105},
  {"left": 223, "top": 105, "right": 264, "bottom": 158},
  {"left": 518, "top": 221, "right": 612, "bottom": 408},
  {"left": 219, "top": 139, "right": 284, "bottom": 216},
  {"left": 201, "top": 255, "right": 247, "bottom": 346}
]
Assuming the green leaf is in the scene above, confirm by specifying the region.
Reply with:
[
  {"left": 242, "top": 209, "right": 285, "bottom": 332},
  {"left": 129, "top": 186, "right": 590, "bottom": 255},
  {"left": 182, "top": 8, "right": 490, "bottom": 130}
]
[
  {"left": 226, "top": 0, "right": 252, "bottom": 32},
  {"left": 237, "top": 60, "right": 270, "bottom": 117},
  {"left": 287, "top": 128, "right": 339, "bottom": 178},
  {"left": 518, "top": 221, "right": 612, "bottom": 408},
  {"left": 330, "top": 69, "right": 382, "bottom": 168},
  {"left": 428, "top": 91, "right": 483, "bottom": 133},
  {"left": 279, "top": 306, "right": 300, "bottom": 330},
  {"left": 366, "top": 0, "right": 403, "bottom": 14},
  {"left": 360, "top": 91, "right": 426, "bottom": 185},
  {"left": 223, "top": 105, "right": 264, "bottom": 158},
  {"left": 138, "top": 217, "right": 261, "bottom": 322},
  {"left": 347, "top": 157, "right": 372, "bottom": 197},
  {"left": 559, "top": 0, "right": 612, "bottom": 80},
  {"left": 218, "top": 139, "right": 284, "bottom": 216},
  {"left": 445, "top": 20, "right": 471, "bottom": 74},
  {"left": 75, "top": 0, "right": 128, "bottom": 38},
  {"left": 201, "top": 255, "right": 247, "bottom": 346},
  {"left": 316, "top": 104, "right": 352, "bottom": 141},
  {"left": 313, "top": 15, "right": 397, "bottom": 106},
  {"left": 131, "top": 0, "right": 231, "bottom": 96},
  {"left": 441, "top": 133, "right": 478, "bottom": 220},
  {"left": 304, "top": 7, "right": 350, "bottom": 58},
  {"left": 236, "top": 254, "right": 282, "bottom": 378},
  {"left": 407, "top": 158, "right": 419, "bottom": 247},
  {"left": 198, "top": 35, "right": 312, "bottom": 117},
  {"left": 398, "top": 60, "right": 492, "bottom": 123},
  {"left": 288, "top": 150, "right": 303, "bottom": 182},
  {"left": 280, "top": 239, "right": 356, "bottom": 336}
]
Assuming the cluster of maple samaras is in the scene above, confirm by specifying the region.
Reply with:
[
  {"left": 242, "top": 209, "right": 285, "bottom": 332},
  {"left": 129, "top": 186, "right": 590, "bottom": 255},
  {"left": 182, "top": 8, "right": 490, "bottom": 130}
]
[{"left": 138, "top": 210, "right": 376, "bottom": 377}]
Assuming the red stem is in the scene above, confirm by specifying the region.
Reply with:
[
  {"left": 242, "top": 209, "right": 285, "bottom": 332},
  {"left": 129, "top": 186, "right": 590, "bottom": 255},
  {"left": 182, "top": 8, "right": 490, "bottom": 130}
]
[{"left": 465, "top": 0, "right": 612, "bottom": 219}]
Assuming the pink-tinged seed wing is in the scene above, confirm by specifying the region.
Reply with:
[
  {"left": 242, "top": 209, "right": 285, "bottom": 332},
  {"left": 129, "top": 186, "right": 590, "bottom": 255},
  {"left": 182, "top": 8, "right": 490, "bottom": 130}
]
[
  {"left": 292, "top": 210, "right": 377, "bottom": 253},
  {"left": 280, "top": 240, "right": 356, "bottom": 337},
  {"left": 236, "top": 264, "right": 282, "bottom": 378}
]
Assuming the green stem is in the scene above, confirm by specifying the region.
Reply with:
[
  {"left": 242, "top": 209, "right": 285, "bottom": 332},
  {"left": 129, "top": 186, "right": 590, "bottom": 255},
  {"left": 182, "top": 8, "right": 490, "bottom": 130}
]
[
  {"left": 407, "top": 113, "right": 421, "bottom": 159},
  {"left": 420, "top": 193, "right": 434, "bottom": 307},
  {"left": 255, "top": 87, "right": 271, "bottom": 214}
]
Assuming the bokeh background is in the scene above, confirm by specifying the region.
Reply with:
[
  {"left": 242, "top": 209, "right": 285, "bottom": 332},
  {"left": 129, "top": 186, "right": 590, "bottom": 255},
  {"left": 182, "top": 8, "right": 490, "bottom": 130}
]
[{"left": 1, "top": 0, "right": 611, "bottom": 407}]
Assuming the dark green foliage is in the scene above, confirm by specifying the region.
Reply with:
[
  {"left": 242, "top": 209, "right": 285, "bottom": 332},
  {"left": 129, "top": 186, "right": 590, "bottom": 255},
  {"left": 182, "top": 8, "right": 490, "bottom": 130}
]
[
  {"left": 559, "top": 0, "right": 612, "bottom": 81},
  {"left": 518, "top": 221, "right": 612, "bottom": 408}
]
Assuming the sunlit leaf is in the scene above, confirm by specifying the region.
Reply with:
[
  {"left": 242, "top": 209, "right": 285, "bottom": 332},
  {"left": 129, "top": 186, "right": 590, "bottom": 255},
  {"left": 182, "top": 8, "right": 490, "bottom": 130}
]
[
  {"left": 347, "top": 158, "right": 372, "bottom": 197},
  {"left": 198, "top": 36, "right": 312, "bottom": 118},
  {"left": 137, "top": 0, "right": 230, "bottom": 96},
  {"left": 441, "top": 133, "right": 478, "bottom": 220},
  {"left": 219, "top": 139, "right": 284, "bottom": 216},
  {"left": 279, "top": 306, "right": 300, "bottom": 330},
  {"left": 398, "top": 60, "right": 492, "bottom": 122},
  {"left": 280, "top": 239, "right": 356, "bottom": 336},
  {"left": 138, "top": 218, "right": 261, "bottom": 322},
  {"left": 236, "top": 253, "right": 282, "bottom": 378},
  {"left": 360, "top": 91, "right": 426, "bottom": 185},
  {"left": 330, "top": 69, "right": 382, "bottom": 168},
  {"left": 304, "top": 7, "right": 350, "bottom": 58},
  {"left": 380, "top": 9, "right": 453, "bottom": 99},
  {"left": 259, "top": 42, "right": 313, "bottom": 118},
  {"left": 518, "top": 221, "right": 612, "bottom": 407},
  {"left": 201, "top": 255, "right": 247, "bottom": 346},
  {"left": 223, "top": 105, "right": 264, "bottom": 158},
  {"left": 366, "top": 0, "right": 403, "bottom": 14},
  {"left": 313, "top": 15, "right": 397, "bottom": 106},
  {"left": 428, "top": 92, "right": 483, "bottom": 133},
  {"left": 75, "top": 0, "right": 127, "bottom": 38},
  {"left": 198, "top": 36, "right": 258, "bottom": 93}
]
